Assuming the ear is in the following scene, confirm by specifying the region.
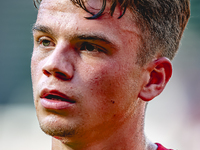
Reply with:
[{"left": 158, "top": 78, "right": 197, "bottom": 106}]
[{"left": 138, "top": 57, "right": 172, "bottom": 101}]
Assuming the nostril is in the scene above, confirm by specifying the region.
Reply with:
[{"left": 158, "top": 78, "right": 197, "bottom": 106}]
[
  {"left": 55, "top": 72, "right": 71, "bottom": 81},
  {"left": 43, "top": 70, "right": 51, "bottom": 76},
  {"left": 42, "top": 63, "right": 74, "bottom": 80}
]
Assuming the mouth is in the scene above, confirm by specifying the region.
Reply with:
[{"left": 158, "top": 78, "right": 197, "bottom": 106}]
[
  {"left": 44, "top": 94, "right": 75, "bottom": 103},
  {"left": 40, "top": 89, "right": 76, "bottom": 110},
  {"left": 41, "top": 90, "right": 76, "bottom": 104}
]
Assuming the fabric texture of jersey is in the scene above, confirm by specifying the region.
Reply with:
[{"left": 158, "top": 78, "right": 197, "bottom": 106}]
[{"left": 155, "top": 143, "right": 173, "bottom": 150}]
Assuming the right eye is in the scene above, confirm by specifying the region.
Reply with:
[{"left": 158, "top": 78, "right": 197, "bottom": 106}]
[{"left": 41, "top": 39, "right": 51, "bottom": 46}]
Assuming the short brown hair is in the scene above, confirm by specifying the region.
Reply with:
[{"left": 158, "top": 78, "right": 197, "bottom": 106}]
[{"left": 33, "top": 0, "right": 190, "bottom": 65}]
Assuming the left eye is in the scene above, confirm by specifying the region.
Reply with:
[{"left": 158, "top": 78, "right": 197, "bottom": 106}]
[{"left": 80, "top": 42, "right": 103, "bottom": 52}]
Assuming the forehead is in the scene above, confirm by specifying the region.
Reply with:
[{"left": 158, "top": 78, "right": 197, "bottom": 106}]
[
  {"left": 39, "top": 0, "right": 120, "bottom": 16},
  {"left": 36, "top": 0, "right": 141, "bottom": 51}
]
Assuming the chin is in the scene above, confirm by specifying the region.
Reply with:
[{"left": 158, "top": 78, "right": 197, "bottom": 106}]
[
  {"left": 40, "top": 123, "right": 76, "bottom": 138},
  {"left": 37, "top": 114, "right": 81, "bottom": 138}
]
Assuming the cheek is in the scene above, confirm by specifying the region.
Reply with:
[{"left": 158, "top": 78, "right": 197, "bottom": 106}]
[
  {"left": 31, "top": 52, "right": 44, "bottom": 100},
  {"left": 79, "top": 61, "right": 137, "bottom": 106},
  {"left": 31, "top": 51, "right": 44, "bottom": 84},
  {"left": 31, "top": 53, "right": 37, "bottom": 87},
  {"left": 78, "top": 63, "right": 141, "bottom": 124}
]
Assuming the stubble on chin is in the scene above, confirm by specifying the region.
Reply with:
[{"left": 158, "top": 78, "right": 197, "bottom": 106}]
[
  {"left": 38, "top": 116, "right": 79, "bottom": 138},
  {"left": 40, "top": 123, "right": 76, "bottom": 137}
]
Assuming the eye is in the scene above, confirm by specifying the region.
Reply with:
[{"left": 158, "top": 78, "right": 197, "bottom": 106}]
[
  {"left": 80, "top": 42, "right": 104, "bottom": 52},
  {"left": 42, "top": 39, "right": 51, "bottom": 46},
  {"left": 37, "top": 37, "right": 55, "bottom": 48}
]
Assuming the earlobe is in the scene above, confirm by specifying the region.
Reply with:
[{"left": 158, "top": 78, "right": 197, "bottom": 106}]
[{"left": 138, "top": 57, "right": 172, "bottom": 101}]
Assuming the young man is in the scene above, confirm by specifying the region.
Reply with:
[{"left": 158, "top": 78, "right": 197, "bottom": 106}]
[{"left": 31, "top": 0, "right": 190, "bottom": 149}]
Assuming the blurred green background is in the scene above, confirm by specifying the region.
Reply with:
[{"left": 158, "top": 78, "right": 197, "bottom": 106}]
[
  {"left": 0, "top": 1, "right": 36, "bottom": 104},
  {"left": 0, "top": 0, "right": 199, "bottom": 150}
]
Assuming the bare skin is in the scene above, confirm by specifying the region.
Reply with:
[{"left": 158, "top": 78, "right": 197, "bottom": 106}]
[{"left": 31, "top": 0, "right": 172, "bottom": 149}]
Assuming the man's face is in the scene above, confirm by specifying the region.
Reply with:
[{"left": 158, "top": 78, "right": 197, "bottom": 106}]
[{"left": 31, "top": 0, "right": 146, "bottom": 143}]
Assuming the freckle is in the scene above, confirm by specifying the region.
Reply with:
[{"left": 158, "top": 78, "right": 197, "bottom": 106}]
[{"left": 111, "top": 100, "right": 115, "bottom": 104}]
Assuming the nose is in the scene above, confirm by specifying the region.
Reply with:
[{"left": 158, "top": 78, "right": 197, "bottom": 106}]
[{"left": 42, "top": 46, "right": 74, "bottom": 81}]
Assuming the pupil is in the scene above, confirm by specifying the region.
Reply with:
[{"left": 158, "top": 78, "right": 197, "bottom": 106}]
[
  {"left": 86, "top": 44, "right": 94, "bottom": 51},
  {"left": 43, "top": 40, "right": 50, "bottom": 46}
]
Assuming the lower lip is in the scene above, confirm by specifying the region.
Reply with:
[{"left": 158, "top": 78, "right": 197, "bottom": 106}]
[{"left": 40, "top": 98, "right": 75, "bottom": 110}]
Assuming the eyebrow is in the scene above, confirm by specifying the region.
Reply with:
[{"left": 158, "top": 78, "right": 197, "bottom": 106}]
[
  {"left": 32, "top": 24, "right": 116, "bottom": 48},
  {"left": 32, "top": 24, "right": 53, "bottom": 36},
  {"left": 76, "top": 35, "right": 114, "bottom": 46}
]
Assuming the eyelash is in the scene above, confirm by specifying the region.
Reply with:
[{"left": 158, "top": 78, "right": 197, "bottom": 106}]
[
  {"left": 37, "top": 37, "right": 55, "bottom": 48},
  {"left": 79, "top": 42, "right": 106, "bottom": 53}
]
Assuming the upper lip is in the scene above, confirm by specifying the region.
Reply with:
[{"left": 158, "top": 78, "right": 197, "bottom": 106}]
[{"left": 40, "top": 89, "right": 76, "bottom": 103}]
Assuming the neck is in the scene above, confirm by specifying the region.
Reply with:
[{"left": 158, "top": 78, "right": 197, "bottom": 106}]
[{"left": 51, "top": 101, "right": 157, "bottom": 150}]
